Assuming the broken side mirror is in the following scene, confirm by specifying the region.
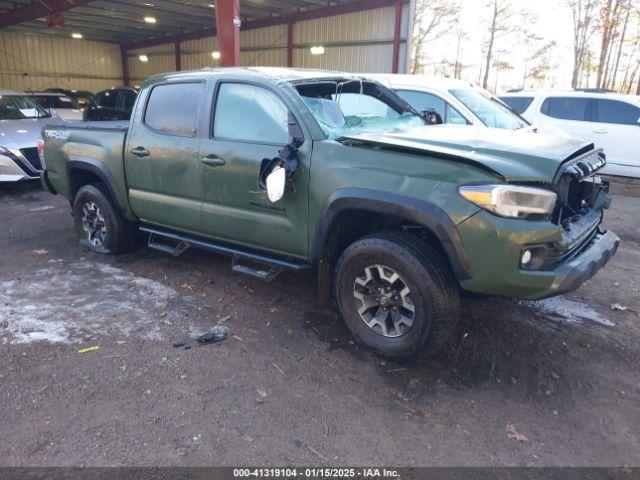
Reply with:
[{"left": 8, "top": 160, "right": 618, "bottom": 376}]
[{"left": 265, "top": 165, "right": 286, "bottom": 203}]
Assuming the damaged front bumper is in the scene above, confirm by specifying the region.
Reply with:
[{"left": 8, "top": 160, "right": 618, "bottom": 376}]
[{"left": 457, "top": 207, "right": 619, "bottom": 300}]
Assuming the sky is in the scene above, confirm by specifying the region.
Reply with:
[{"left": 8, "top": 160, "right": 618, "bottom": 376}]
[{"left": 418, "top": 0, "right": 577, "bottom": 92}]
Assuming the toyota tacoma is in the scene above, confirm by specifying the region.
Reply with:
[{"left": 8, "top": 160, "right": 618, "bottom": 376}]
[{"left": 40, "top": 68, "right": 619, "bottom": 359}]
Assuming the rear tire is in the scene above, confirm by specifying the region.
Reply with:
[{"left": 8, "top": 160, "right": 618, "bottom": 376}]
[
  {"left": 334, "top": 230, "right": 460, "bottom": 360},
  {"left": 72, "top": 183, "right": 136, "bottom": 254}
]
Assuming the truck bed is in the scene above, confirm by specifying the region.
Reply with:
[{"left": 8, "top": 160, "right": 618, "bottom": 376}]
[{"left": 58, "top": 120, "right": 130, "bottom": 131}]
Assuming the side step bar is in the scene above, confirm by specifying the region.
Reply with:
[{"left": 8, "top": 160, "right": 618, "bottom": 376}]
[{"left": 140, "top": 225, "right": 311, "bottom": 281}]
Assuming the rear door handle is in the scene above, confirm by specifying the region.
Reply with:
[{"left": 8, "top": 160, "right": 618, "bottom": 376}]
[
  {"left": 201, "top": 155, "right": 226, "bottom": 167},
  {"left": 593, "top": 128, "right": 608, "bottom": 134},
  {"left": 130, "top": 146, "right": 150, "bottom": 157}
]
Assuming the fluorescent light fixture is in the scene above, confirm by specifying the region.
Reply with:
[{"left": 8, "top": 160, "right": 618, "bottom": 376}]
[
  {"left": 71, "top": 32, "right": 83, "bottom": 39},
  {"left": 211, "top": 51, "right": 221, "bottom": 60},
  {"left": 144, "top": 16, "right": 157, "bottom": 23},
  {"left": 310, "top": 45, "right": 325, "bottom": 55},
  {"left": 139, "top": 54, "right": 149, "bottom": 62},
  {"left": 207, "top": 4, "right": 215, "bottom": 7}
]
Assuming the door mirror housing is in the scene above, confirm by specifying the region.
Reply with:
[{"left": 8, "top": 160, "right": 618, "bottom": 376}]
[{"left": 265, "top": 165, "right": 286, "bottom": 203}]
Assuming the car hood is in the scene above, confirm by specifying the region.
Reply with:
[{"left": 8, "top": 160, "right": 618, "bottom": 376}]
[
  {"left": 0, "top": 117, "right": 63, "bottom": 150},
  {"left": 338, "top": 124, "right": 593, "bottom": 183}
]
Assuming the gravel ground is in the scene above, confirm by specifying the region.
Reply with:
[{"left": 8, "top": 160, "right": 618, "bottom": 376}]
[{"left": 1, "top": 181, "right": 639, "bottom": 467}]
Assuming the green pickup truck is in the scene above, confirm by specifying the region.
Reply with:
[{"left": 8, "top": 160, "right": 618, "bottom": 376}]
[{"left": 40, "top": 67, "right": 619, "bottom": 359}]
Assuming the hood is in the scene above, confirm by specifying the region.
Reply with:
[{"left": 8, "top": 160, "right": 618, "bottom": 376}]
[
  {"left": 0, "top": 117, "right": 63, "bottom": 150},
  {"left": 339, "top": 124, "right": 592, "bottom": 183}
]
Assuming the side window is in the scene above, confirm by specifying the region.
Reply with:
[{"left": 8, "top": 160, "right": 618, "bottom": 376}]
[
  {"left": 396, "top": 90, "right": 445, "bottom": 118},
  {"left": 143, "top": 82, "right": 204, "bottom": 137},
  {"left": 500, "top": 96, "right": 534, "bottom": 114},
  {"left": 332, "top": 93, "right": 396, "bottom": 119},
  {"left": 593, "top": 99, "right": 640, "bottom": 126},
  {"left": 541, "top": 97, "right": 590, "bottom": 121},
  {"left": 120, "top": 91, "right": 136, "bottom": 111},
  {"left": 396, "top": 89, "right": 467, "bottom": 124},
  {"left": 213, "top": 83, "right": 290, "bottom": 144},
  {"left": 98, "top": 91, "right": 117, "bottom": 108}
]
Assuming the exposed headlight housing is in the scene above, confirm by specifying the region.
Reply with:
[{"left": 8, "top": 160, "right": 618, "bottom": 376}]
[{"left": 459, "top": 184, "right": 557, "bottom": 219}]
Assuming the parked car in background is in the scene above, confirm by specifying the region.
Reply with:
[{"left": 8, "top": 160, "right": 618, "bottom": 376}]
[
  {"left": 369, "top": 74, "right": 564, "bottom": 135},
  {"left": 0, "top": 90, "right": 62, "bottom": 182},
  {"left": 29, "top": 92, "right": 83, "bottom": 121},
  {"left": 84, "top": 87, "right": 137, "bottom": 121},
  {"left": 44, "top": 88, "right": 95, "bottom": 107},
  {"left": 41, "top": 68, "right": 618, "bottom": 359},
  {"left": 499, "top": 90, "right": 640, "bottom": 178}
]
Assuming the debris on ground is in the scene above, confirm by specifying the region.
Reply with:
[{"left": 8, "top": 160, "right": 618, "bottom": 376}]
[
  {"left": 172, "top": 341, "right": 186, "bottom": 349},
  {"left": 256, "top": 388, "right": 268, "bottom": 404},
  {"left": 77, "top": 345, "right": 101, "bottom": 354},
  {"left": 610, "top": 303, "right": 638, "bottom": 313},
  {"left": 506, "top": 422, "right": 529, "bottom": 442},
  {"left": 197, "top": 325, "right": 230, "bottom": 345}
]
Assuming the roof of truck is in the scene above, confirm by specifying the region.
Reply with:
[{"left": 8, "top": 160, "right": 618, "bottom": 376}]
[{"left": 147, "top": 67, "right": 367, "bottom": 85}]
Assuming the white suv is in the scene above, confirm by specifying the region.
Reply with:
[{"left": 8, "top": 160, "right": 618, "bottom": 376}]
[{"left": 500, "top": 90, "right": 640, "bottom": 178}]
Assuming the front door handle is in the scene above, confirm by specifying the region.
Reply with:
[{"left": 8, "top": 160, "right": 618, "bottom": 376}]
[
  {"left": 130, "top": 146, "right": 150, "bottom": 157},
  {"left": 201, "top": 155, "right": 226, "bottom": 167},
  {"left": 593, "top": 128, "right": 608, "bottom": 134}
]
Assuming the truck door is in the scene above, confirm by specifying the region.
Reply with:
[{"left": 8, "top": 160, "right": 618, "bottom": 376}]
[
  {"left": 124, "top": 81, "right": 207, "bottom": 234},
  {"left": 199, "top": 81, "right": 310, "bottom": 259}
]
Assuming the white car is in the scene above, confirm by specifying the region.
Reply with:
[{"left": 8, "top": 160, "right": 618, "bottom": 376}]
[
  {"left": 500, "top": 90, "right": 640, "bottom": 178},
  {"left": 368, "top": 74, "right": 565, "bottom": 136},
  {"left": 29, "top": 92, "right": 83, "bottom": 121}
]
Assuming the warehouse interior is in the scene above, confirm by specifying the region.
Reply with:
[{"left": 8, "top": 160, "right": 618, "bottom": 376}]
[{"left": 0, "top": 0, "right": 412, "bottom": 93}]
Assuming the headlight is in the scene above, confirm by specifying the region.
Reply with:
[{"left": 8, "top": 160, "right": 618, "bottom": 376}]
[{"left": 459, "top": 184, "right": 557, "bottom": 218}]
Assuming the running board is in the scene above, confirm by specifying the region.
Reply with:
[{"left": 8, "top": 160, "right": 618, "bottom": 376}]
[{"left": 140, "top": 225, "right": 311, "bottom": 280}]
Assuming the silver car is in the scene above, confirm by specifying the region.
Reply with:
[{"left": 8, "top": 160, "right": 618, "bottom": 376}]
[{"left": 0, "top": 90, "right": 63, "bottom": 183}]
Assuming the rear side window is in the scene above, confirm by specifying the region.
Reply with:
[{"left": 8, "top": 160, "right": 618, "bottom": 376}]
[
  {"left": 213, "top": 83, "right": 289, "bottom": 144},
  {"left": 144, "top": 82, "right": 204, "bottom": 137},
  {"left": 500, "top": 96, "right": 534, "bottom": 114},
  {"left": 541, "top": 97, "right": 590, "bottom": 121},
  {"left": 593, "top": 99, "right": 640, "bottom": 126},
  {"left": 97, "top": 91, "right": 117, "bottom": 108},
  {"left": 34, "top": 96, "right": 76, "bottom": 109},
  {"left": 119, "top": 91, "right": 137, "bottom": 111}
]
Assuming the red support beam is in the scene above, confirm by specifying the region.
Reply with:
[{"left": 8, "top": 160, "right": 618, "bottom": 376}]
[
  {"left": 120, "top": 45, "right": 129, "bottom": 87},
  {"left": 287, "top": 20, "right": 294, "bottom": 68},
  {"left": 123, "top": 0, "right": 408, "bottom": 51},
  {"left": 391, "top": 0, "right": 402, "bottom": 73},
  {"left": 215, "top": 0, "right": 240, "bottom": 67},
  {"left": 175, "top": 40, "right": 181, "bottom": 71},
  {"left": 0, "top": 0, "right": 95, "bottom": 29}
]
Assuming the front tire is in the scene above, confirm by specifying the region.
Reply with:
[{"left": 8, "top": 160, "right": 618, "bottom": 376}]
[
  {"left": 334, "top": 231, "right": 460, "bottom": 360},
  {"left": 72, "top": 183, "right": 136, "bottom": 254}
]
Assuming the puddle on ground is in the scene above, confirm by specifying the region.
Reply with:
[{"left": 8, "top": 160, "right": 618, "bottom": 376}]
[
  {"left": 522, "top": 297, "right": 615, "bottom": 327},
  {"left": 0, "top": 260, "right": 179, "bottom": 344}
]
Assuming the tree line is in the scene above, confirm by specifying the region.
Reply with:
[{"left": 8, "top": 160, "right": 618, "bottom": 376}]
[{"left": 410, "top": 0, "right": 640, "bottom": 94}]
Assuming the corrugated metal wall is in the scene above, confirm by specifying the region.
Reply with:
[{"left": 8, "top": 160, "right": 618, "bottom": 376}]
[
  {"left": 0, "top": 31, "right": 122, "bottom": 92},
  {"left": 125, "top": 4, "right": 410, "bottom": 84}
]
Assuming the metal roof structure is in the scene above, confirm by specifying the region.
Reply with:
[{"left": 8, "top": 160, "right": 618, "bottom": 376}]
[{"left": 0, "top": 0, "right": 396, "bottom": 46}]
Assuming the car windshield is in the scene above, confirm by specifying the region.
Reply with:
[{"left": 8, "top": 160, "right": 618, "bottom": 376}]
[
  {"left": 296, "top": 80, "right": 424, "bottom": 140},
  {"left": 0, "top": 95, "right": 51, "bottom": 120},
  {"left": 450, "top": 88, "right": 528, "bottom": 130}
]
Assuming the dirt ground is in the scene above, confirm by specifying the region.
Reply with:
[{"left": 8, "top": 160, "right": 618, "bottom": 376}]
[{"left": 1, "top": 181, "right": 639, "bottom": 467}]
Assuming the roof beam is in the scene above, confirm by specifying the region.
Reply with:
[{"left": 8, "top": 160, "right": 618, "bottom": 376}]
[
  {"left": 0, "top": 0, "right": 96, "bottom": 29},
  {"left": 123, "top": 0, "right": 407, "bottom": 50}
]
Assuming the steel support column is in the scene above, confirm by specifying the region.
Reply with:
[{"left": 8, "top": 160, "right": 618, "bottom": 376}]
[
  {"left": 175, "top": 41, "right": 182, "bottom": 71},
  {"left": 121, "top": 46, "right": 129, "bottom": 86},
  {"left": 215, "top": 0, "right": 241, "bottom": 67},
  {"left": 391, "top": 0, "right": 402, "bottom": 73},
  {"left": 287, "top": 21, "right": 294, "bottom": 68}
]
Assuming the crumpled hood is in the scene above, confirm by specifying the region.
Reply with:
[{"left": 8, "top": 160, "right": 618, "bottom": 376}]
[
  {"left": 0, "top": 117, "right": 63, "bottom": 150},
  {"left": 339, "top": 124, "right": 593, "bottom": 183}
]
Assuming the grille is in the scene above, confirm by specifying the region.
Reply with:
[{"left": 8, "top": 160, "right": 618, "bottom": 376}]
[
  {"left": 19, "top": 147, "right": 42, "bottom": 171},
  {"left": 553, "top": 149, "right": 606, "bottom": 226}
]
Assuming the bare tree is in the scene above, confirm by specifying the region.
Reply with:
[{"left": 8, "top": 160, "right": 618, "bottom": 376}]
[
  {"left": 481, "top": 0, "right": 513, "bottom": 89},
  {"left": 569, "top": 0, "right": 600, "bottom": 88},
  {"left": 410, "top": 0, "right": 461, "bottom": 74},
  {"left": 595, "top": 0, "right": 617, "bottom": 88}
]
